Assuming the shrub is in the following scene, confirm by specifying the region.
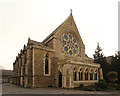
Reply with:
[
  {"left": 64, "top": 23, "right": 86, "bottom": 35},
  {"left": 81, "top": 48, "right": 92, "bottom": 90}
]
[
  {"left": 110, "top": 83, "right": 120, "bottom": 90},
  {"left": 83, "top": 87, "right": 91, "bottom": 91},
  {"left": 107, "top": 86, "right": 116, "bottom": 91},
  {"left": 79, "top": 84, "right": 84, "bottom": 87},
  {"left": 83, "top": 87, "right": 95, "bottom": 91},
  {"left": 95, "top": 79, "right": 107, "bottom": 89},
  {"left": 96, "top": 87, "right": 102, "bottom": 91},
  {"left": 106, "top": 71, "right": 118, "bottom": 83}
]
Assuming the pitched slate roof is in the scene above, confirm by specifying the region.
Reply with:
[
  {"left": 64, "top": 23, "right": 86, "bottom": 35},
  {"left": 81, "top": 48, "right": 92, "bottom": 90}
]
[{"left": 29, "top": 39, "right": 48, "bottom": 47}]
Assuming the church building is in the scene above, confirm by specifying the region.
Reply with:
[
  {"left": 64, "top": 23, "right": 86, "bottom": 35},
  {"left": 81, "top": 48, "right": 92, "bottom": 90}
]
[{"left": 12, "top": 11, "right": 103, "bottom": 88}]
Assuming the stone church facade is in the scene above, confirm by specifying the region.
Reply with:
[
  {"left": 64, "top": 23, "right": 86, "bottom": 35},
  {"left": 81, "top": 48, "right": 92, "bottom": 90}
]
[{"left": 13, "top": 12, "right": 103, "bottom": 88}]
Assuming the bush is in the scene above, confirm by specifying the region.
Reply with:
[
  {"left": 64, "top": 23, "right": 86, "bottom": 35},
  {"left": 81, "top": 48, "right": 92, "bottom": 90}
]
[
  {"left": 83, "top": 87, "right": 95, "bottom": 91},
  {"left": 95, "top": 79, "right": 107, "bottom": 89},
  {"left": 79, "top": 84, "right": 84, "bottom": 87},
  {"left": 107, "top": 86, "right": 116, "bottom": 91},
  {"left": 110, "top": 84, "right": 120, "bottom": 90},
  {"left": 83, "top": 87, "right": 91, "bottom": 91},
  {"left": 96, "top": 87, "right": 102, "bottom": 91},
  {"left": 106, "top": 71, "right": 118, "bottom": 83}
]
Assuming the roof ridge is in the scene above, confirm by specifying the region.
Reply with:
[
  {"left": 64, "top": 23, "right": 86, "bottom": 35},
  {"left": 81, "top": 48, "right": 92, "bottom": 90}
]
[
  {"left": 30, "top": 39, "right": 48, "bottom": 46},
  {"left": 31, "top": 39, "right": 43, "bottom": 44},
  {"left": 42, "top": 22, "right": 64, "bottom": 43},
  {"left": 42, "top": 12, "right": 74, "bottom": 43}
]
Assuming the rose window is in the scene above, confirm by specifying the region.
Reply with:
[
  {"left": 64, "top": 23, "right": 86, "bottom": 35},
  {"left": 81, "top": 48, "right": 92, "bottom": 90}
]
[{"left": 61, "top": 33, "right": 79, "bottom": 56}]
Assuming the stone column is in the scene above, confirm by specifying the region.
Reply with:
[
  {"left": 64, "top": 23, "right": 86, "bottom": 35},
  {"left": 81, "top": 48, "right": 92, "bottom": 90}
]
[
  {"left": 88, "top": 72, "right": 90, "bottom": 81},
  {"left": 62, "top": 66, "right": 66, "bottom": 88},
  {"left": 69, "top": 72, "right": 74, "bottom": 88},
  {"left": 83, "top": 71, "right": 85, "bottom": 81},
  {"left": 100, "top": 68, "right": 103, "bottom": 80},
  {"left": 77, "top": 71, "right": 79, "bottom": 81},
  {"left": 97, "top": 72, "right": 99, "bottom": 81},
  {"left": 62, "top": 74, "right": 66, "bottom": 88}
]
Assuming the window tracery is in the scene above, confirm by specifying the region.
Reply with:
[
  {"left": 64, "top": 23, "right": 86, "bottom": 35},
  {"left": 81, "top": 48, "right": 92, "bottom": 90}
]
[
  {"left": 79, "top": 68, "right": 83, "bottom": 81},
  {"left": 94, "top": 69, "right": 98, "bottom": 80},
  {"left": 61, "top": 32, "right": 79, "bottom": 56},
  {"left": 90, "top": 69, "right": 93, "bottom": 80},
  {"left": 85, "top": 68, "right": 88, "bottom": 80},
  {"left": 73, "top": 68, "right": 77, "bottom": 81}
]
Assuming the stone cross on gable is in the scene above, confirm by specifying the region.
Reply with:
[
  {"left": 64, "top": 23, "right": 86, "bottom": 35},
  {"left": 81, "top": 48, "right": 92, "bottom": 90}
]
[{"left": 70, "top": 9, "right": 72, "bottom": 13}]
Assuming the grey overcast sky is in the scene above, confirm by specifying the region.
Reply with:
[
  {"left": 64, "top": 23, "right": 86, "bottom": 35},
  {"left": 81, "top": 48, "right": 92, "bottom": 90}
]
[{"left": 0, "top": 0, "right": 119, "bottom": 70}]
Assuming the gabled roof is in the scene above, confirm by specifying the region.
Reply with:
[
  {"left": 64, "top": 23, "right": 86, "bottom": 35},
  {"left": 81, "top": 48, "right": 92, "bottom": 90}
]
[
  {"left": 28, "top": 38, "right": 48, "bottom": 47},
  {"left": 28, "top": 11, "right": 84, "bottom": 47}
]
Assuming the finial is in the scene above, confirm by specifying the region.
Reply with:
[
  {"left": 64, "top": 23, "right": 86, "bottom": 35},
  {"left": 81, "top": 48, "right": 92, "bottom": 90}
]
[{"left": 70, "top": 9, "right": 72, "bottom": 13}]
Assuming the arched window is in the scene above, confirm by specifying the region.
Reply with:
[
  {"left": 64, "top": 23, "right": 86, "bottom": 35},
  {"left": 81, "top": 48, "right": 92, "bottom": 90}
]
[
  {"left": 79, "top": 72, "right": 80, "bottom": 80},
  {"left": 94, "top": 69, "right": 98, "bottom": 80},
  {"left": 74, "top": 71, "right": 77, "bottom": 81},
  {"left": 73, "top": 68, "right": 77, "bottom": 81},
  {"left": 79, "top": 68, "right": 83, "bottom": 81},
  {"left": 85, "top": 68, "right": 88, "bottom": 81},
  {"left": 45, "top": 53, "right": 49, "bottom": 74},
  {"left": 90, "top": 69, "right": 93, "bottom": 80},
  {"left": 81, "top": 72, "right": 83, "bottom": 80}
]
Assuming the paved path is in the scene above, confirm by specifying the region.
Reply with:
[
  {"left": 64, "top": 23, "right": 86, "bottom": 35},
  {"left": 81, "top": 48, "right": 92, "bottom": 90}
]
[{"left": 2, "top": 83, "right": 120, "bottom": 95}]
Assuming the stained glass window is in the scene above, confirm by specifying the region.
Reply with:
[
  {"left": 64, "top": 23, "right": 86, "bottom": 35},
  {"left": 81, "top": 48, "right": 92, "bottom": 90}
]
[
  {"left": 74, "top": 71, "right": 77, "bottom": 81},
  {"left": 75, "top": 45, "right": 78, "bottom": 48},
  {"left": 64, "top": 35, "right": 68, "bottom": 40},
  {"left": 63, "top": 40, "right": 66, "bottom": 46},
  {"left": 64, "top": 47, "right": 68, "bottom": 51},
  {"left": 69, "top": 50, "right": 72, "bottom": 55},
  {"left": 73, "top": 49, "right": 76, "bottom": 54},
  {"left": 73, "top": 38, "right": 76, "bottom": 43},
  {"left": 62, "top": 33, "right": 79, "bottom": 56},
  {"left": 69, "top": 35, "right": 72, "bottom": 39}
]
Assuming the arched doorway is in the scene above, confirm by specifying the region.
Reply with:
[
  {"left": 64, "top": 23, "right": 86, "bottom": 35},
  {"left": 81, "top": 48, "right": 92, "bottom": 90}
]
[{"left": 58, "top": 72, "right": 62, "bottom": 87}]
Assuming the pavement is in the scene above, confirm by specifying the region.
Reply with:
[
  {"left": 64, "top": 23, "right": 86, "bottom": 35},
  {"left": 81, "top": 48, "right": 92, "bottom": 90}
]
[{"left": 1, "top": 83, "right": 120, "bottom": 95}]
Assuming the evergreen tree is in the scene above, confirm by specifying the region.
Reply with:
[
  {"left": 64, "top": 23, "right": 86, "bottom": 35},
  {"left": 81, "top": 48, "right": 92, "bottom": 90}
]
[
  {"left": 93, "top": 43, "right": 109, "bottom": 80},
  {"left": 93, "top": 43, "right": 104, "bottom": 63}
]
